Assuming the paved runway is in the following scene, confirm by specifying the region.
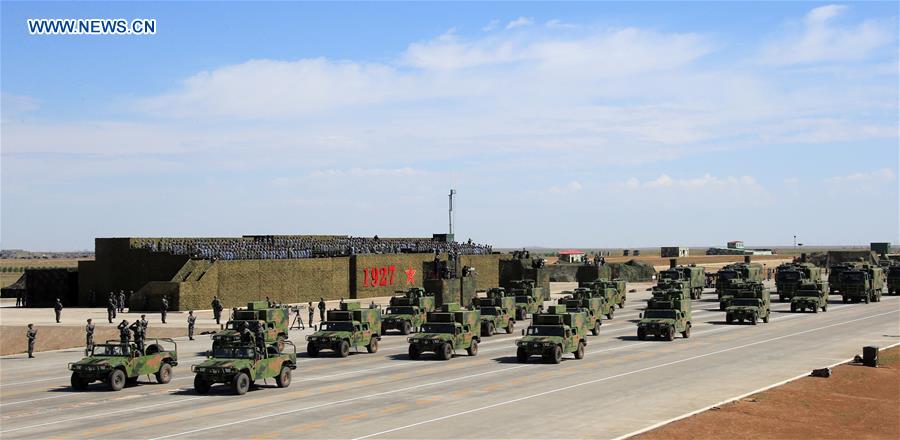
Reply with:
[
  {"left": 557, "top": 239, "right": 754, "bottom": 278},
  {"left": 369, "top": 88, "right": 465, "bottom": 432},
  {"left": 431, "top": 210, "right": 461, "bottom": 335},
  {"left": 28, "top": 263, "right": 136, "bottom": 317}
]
[{"left": 2, "top": 286, "right": 898, "bottom": 439}]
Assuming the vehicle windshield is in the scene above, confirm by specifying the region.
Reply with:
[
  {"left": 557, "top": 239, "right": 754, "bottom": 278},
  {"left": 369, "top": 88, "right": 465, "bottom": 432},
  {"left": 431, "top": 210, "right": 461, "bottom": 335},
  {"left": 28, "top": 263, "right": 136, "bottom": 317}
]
[
  {"left": 212, "top": 346, "right": 255, "bottom": 359},
  {"left": 421, "top": 323, "right": 456, "bottom": 333},
  {"left": 732, "top": 298, "right": 760, "bottom": 306},
  {"left": 778, "top": 272, "right": 800, "bottom": 281},
  {"left": 526, "top": 326, "right": 565, "bottom": 337},
  {"left": 719, "top": 271, "right": 737, "bottom": 281},
  {"left": 387, "top": 306, "right": 416, "bottom": 315},
  {"left": 840, "top": 272, "right": 865, "bottom": 282},
  {"left": 515, "top": 296, "right": 531, "bottom": 303},
  {"left": 480, "top": 307, "right": 498, "bottom": 315},
  {"left": 320, "top": 322, "right": 355, "bottom": 332},
  {"left": 92, "top": 345, "right": 129, "bottom": 356},
  {"left": 643, "top": 310, "right": 676, "bottom": 319},
  {"left": 660, "top": 270, "right": 681, "bottom": 280}
]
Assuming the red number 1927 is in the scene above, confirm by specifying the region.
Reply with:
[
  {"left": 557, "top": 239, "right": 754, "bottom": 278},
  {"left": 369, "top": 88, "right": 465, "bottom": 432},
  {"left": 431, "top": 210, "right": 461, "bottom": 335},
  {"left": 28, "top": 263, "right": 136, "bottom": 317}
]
[{"left": 362, "top": 266, "right": 397, "bottom": 287}]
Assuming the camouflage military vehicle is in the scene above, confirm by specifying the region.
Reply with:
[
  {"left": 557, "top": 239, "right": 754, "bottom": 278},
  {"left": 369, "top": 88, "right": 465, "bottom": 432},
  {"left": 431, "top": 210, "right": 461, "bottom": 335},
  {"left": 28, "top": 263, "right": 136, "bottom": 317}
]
[
  {"left": 516, "top": 305, "right": 587, "bottom": 364},
  {"left": 472, "top": 289, "right": 516, "bottom": 336},
  {"left": 715, "top": 261, "right": 763, "bottom": 295},
  {"left": 507, "top": 279, "right": 546, "bottom": 320},
  {"left": 725, "top": 285, "right": 771, "bottom": 325},
  {"left": 69, "top": 339, "right": 177, "bottom": 391},
  {"left": 790, "top": 282, "right": 829, "bottom": 313},
  {"left": 637, "top": 286, "right": 691, "bottom": 341},
  {"left": 658, "top": 261, "right": 706, "bottom": 299},
  {"left": 558, "top": 288, "right": 604, "bottom": 335},
  {"left": 719, "top": 280, "right": 765, "bottom": 311},
  {"left": 193, "top": 341, "right": 297, "bottom": 395},
  {"left": 307, "top": 302, "right": 382, "bottom": 357},
  {"left": 827, "top": 263, "right": 857, "bottom": 295},
  {"left": 383, "top": 288, "right": 436, "bottom": 335},
  {"left": 775, "top": 263, "right": 823, "bottom": 302},
  {"left": 839, "top": 265, "right": 885, "bottom": 303},
  {"left": 407, "top": 303, "right": 480, "bottom": 360},
  {"left": 888, "top": 266, "right": 900, "bottom": 296},
  {"left": 579, "top": 279, "right": 627, "bottom": 310},
  {"left": 218, "top": 301, "right": 290, "bottom": 351}
]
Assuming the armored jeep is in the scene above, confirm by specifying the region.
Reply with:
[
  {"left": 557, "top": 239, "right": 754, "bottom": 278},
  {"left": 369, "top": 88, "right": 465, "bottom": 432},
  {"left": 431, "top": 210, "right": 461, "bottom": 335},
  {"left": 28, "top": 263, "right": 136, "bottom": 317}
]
[
  {"left": 559, "top": 288, "right": 604, "bottom": 335},
  {"left": 725, "top": 286, "right": 771, "bottom": 325},
  {"left": 193, "top": 341, "right": 297, "bottom": 395},
  {"left": 637, "top": 287, "right": 691, "bottom": 341},
  {"left": 472, "top": 289, "right": 516, "bottom": 336},
  {"left": 790, "top": 282, "right": 829, "bottom": 313},
  {"left": 776, "top": 263, "right": 823, "bottom": 302},
  {"left": 508, "top": 280, "right": 546, "bottom": 319},
  {"left": 719, "top": 279, "right": 765, "bottom": 310},
  {"left": 383, "top": 288, "right": 436, "bottom": 335},
  {"left": 658, "top": 260, "right": 706, "bottom": 299},
  {"left": 407, "top": 303, "right": 480, "bottom": 360},
  {"left": 579, "top": 279, "right": 627, "bottom": 311},
  {"left": 307, "top": 302, "right": 382, "bottom": 357},
  {"left": 839, "top": 265, "right": 885, "bottom": 303},
  {"left": 69, "top": 338, "right": 177, "bottom": 391},
  {"left": 218, "top": 301, "right": 290, "bottom": 351},
  {"left": 516, "top": 305, "right": 587, "bottom": 364},
  {"left": 715, "top": 261, "right": 763, "bottom": 295},
  {"left": 888, "top": 266, "right": 900, "bottom": 296}
]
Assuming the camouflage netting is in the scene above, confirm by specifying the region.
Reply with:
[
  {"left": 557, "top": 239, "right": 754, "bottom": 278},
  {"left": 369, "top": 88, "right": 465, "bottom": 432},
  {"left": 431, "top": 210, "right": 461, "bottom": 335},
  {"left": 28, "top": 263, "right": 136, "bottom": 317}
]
[
  {"left": 573, "top": 260, "right": 657, "bottom": 283},
  {"left": 802, "top": 251, "right": 877, "bottom": 267}
]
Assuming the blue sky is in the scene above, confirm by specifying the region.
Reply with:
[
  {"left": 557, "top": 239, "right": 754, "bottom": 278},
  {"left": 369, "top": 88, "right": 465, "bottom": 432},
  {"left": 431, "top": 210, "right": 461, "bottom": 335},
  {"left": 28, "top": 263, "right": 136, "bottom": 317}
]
[{"left": 1, "top": 1, "right": 898, "bottom": 250}]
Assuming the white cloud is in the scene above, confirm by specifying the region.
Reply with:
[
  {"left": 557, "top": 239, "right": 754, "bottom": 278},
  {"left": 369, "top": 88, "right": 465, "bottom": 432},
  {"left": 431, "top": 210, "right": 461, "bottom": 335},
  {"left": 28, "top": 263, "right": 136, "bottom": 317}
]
[
  {"left": 506, "top": 17, "right": 534, "bottom": 30},
  {"left": 545, "top": 19, "right": 577, "bottom": 29},
  {"left": 533, "top": 180, "right": 583, "bottom": 195},
  {"left": 760, "top": 4, "right": 893, "bottom": 65},
  {"left": 482, "top": 19, "right": 500, "bottom": 32},
  {"left": 825, "top": 168, "right": 896, "bottom": 183},
  {"left": 624, "top": 174, "right": 762, "bottom": 190},
  {"left": 1, "top": 93, "right": 39, "bottom": 121}
]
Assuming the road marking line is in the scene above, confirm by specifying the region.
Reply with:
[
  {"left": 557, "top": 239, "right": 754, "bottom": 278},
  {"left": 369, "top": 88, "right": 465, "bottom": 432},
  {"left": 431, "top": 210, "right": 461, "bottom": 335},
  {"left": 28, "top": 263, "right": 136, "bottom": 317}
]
[{"left": 350, "top": 308, "right": 899, "bottom": 439}]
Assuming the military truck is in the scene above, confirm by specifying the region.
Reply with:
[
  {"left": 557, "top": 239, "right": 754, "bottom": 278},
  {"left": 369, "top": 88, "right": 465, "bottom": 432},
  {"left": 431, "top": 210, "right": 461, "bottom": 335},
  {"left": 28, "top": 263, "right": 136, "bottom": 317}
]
[
  {"left": 637, "top": 286, "right": 691, "bottom": 341},
  {"left": 472, "top": 289, "right": 516, "bottom": 336},
  {"left": 827, "top": 262, "right": 857, "bottom": 295},
  {"left": 383, "top": 288, "right": 436, "bottom": 335},
  {"left": 307, "top": 302, "right": 382, "bottom": 357},
  {"left": 193, "top": 341, "right": 297, "bottom": 395},
  {"left": 657, "top": 260, "right": 706, "bottom": 299},
  {"left": 70, "top": 339, "right": 178, "bottom": 391},
  {"left": 839, "top": 265, "right": 885, "bottom": 303},
  {"left": 775, "top": 263, "right": 823, "bottom": 302},
  {"left": 715, "top": 261, "right": 763, "bottom": 295},
  {"left": 558, "top": 288, "right": 604, "bottom": 335},
  {"left": 218, "top": 301, "right": 290, "bottom": 351},
  {"left": 887, "top": 266, "right": 900, "bottom": 296},
  {"left": 725, "top": 285, "right": 771, "bottom": 325},
  {"left": 790, "top": 282, "right": 829, "bottom": 313},
  {"left": 507, "top": 279, "right": 546, "bottom": 320},
  {"left": 579, "top": 279, "right": 627, "bottom": 310},
  {"left": 516, "top": 305, "right": 587, "bottom": 364},
  {"left": 407, "top": 303, "right": 480, "bottom": 360},
  {"left": 719, "top": 280, "right": 765, "bottom": 311}
]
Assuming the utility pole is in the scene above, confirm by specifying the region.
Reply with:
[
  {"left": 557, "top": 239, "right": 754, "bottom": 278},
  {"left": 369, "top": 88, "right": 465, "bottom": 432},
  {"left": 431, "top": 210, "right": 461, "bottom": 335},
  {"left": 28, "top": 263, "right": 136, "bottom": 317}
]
[
  {"left": 793, "top": 235, "right": 797, "bottom": 253},
  {"left": 448, "top": 189, "right": 456, "bottom": 236}
]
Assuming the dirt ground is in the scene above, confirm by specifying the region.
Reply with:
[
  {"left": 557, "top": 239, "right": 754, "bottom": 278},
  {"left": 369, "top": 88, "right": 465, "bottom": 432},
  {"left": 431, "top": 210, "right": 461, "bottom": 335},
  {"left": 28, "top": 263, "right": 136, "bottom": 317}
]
[
  {"left": 639, "top": 346, "right": 900, "bottom": 440},
  {"left": 0, "top": 325, "right": 216, "bottom": 356}
]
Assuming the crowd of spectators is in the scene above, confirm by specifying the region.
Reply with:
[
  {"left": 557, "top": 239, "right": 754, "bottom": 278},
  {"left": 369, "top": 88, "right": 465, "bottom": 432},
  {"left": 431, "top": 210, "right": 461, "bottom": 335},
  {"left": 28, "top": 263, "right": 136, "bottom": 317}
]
[{"left": 134, "top": 236, "right": 493, "bottom": 260}]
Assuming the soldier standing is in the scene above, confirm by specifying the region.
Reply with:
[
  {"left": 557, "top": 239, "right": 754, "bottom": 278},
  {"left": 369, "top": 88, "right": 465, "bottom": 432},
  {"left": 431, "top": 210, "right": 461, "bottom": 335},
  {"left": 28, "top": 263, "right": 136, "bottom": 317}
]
[
  {"left": 211, "top": 296, "right": 223, "bottom": 325},
  {"left": 240, "top": 322, "right": 253, "bottom": 345},
  {"left": 107, "top": 293, "right": 117, "bottom": 323},
  {"left": 85, "top": 319, "right": 95, "bottom": 356},
  {"left": 54, "top": 298, "right": 63, "bottom": 323},
  {"left": 254, "top": 322, "right": 266, "bottom": 356},
  {"left": 117, "top": 320, "right": 131, "bottom": 345},
  {"left": 307, "top": 301, "right": 314, "bottom": 326},
  {"left": 129, "top": 319, "right": 145, "bottom": 355},
  {"left": 187, "top": 311, "right": 196, "bottom": 340},
  {"left": 318, "top": 298, "right": 326, "bottom": 323},
  {"left": 118, "top": 290, "right": 126, "bottom": 313},
  {"left": 160, "top": 296, "right": 168, "bottom": 324},
  {"left": 139, "top": 314, "right": 149, "bottom": 331},
  {"left": 26, "top": 324, "right": 36, "bottom": 358}
]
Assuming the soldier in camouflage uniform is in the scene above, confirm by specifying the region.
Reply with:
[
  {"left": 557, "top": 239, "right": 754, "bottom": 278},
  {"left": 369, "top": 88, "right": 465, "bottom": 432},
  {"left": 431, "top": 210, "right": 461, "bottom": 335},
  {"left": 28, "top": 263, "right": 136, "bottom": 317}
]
[
  {"left": 85, "top": 319, "right": 95, "bottom": 356},
  {"left": 307, "top": 301, "right": 314, "bottom": 326},
  {"left": 187, "top": 311, "right": 196, "bottom": 340},
  {"left": 26, "top": 324, "right": 36, "bottom": 358},
  {"left": 117, "top": 320, "right": 131, "bottom": 345},
  {"left": 254, "top": 322, "right": 266, "bottom": 355},
  {"left": 160, "top": 296, "right": 168, "bottom": 324},
  {"left": 118, "top": 291, "right": 126, "bottom": 313},
  {"left": 130, "top": 319, "right": 146, "bottom": 355},
  {"left": 318, "top": 298, "right": 326, "bottom": 322},
  {"left": 107, "top": 293, "right": 117, "bottom": 323},
  {"left": 211, "top": 296, "right": 223, "bottom": 325},
  {"left": 54, "top": 298, "right": 63, "bottom": 323}
]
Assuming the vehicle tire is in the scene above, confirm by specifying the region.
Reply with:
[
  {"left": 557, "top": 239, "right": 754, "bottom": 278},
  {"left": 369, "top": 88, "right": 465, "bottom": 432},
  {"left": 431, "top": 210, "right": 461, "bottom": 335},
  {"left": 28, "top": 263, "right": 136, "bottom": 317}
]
[
  {"left": 507, "top": 321, "right": 515, "bottom": 334},
  {"left": 750, "top": 314, "right": 758, "bottom": 325},
  {"left": 637, "top": 327, "right": 646, "bottom": 341},
  {"left": 126, "top": 376, "right": 139, "bottom": 387},
  {"left": 665, "top": 326, "right": 675, "bottom": 341},
  {"left": 232, "top": 372, "right": 250, "bottom": 395},
  {"left": 401, "top": 321, "right": 411, "bottom": 335},
  {"left": 107, "top": 369, "right": 126, "bottom": 391},
  {"left": 516, "top": 309, "right": 525, "bottom": 321},
  {"left": 70, "top": 373, "right": 89, "bottom": 391},
  {"left": 439, "top": 343, "right": 452, "bottom": 361},
  {"left": 823, "top": 303, "right": 828, "bottom": 312},
  {"left": 275, "top": 366, "right": 291, "bottom": 388},
  {"left": 812, "top": 305, "right": 818, "bottom": 314},
  {"left": 408, "top": 344, "right": 420, "bottom": 360},
  {"left": 337, "top": 340, "right": 350, "bottom": 358},
  {"left": 591, "top": 322, "right": 600, "bottom": 336},
  {"left": 516, "top": 347, "right": 528, "bottom": 363},
  {"left": 550, "top": 345, "right": 562, "bottom": 364},
  {"left": 194, "top": 375, "right": 211, "bottom": 394},
  {"left": 487, "top": 322, "right": 495, "bottom": 336},
  {"left": 864, "top": 295, "right": 870, "bottom": 304},
  {"left": 574, "top": 342, "right": 585, "bottom": 359},
  {"left": 607, "top": 308, "right": 614, "bottom": 319},
  {"left": 618, "top": 299, "right": 624, "bottom": 309},
  {"left": 275, "top": 336, "right": 285, "bottom": 353},
  {"left": 726, "top": 313, "right": 733, "bottom": 324},
  {"left": 307, "top": 343, "right": 319, "bottom": 358},
  {"left": 763, "top": 312, "right": 770, "bottom": 323},
  {"left": 682, "top": 323, "right": 691, "bottom": 339},
  {"left": 467, "top": 340, "right": 479, "bottom": 356},
  {"left": 155, "top": 363, "right": 172, "bottom": 384},
  {"left": 842, "top": 296, "right": 848, "bottom": 303},
  {"left": 790, "top": 303, "right": 796, "bottom": 313},
  {"left": 366, "top": 337, "right": 379, "bottom": 354}
]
